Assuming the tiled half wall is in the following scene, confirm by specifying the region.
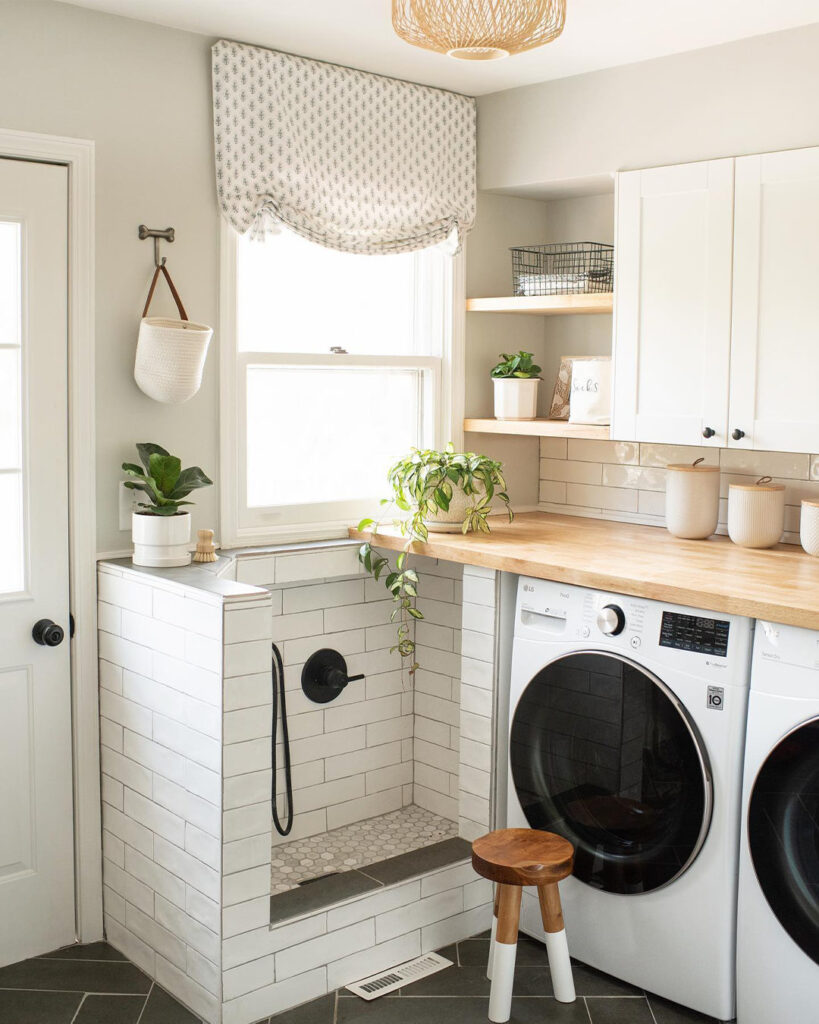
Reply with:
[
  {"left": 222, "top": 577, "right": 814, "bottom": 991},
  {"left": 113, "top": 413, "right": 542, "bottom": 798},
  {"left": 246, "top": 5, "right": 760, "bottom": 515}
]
[
  {"left": 539, "top": 438, "right": 819, "bottom": 545},
  {"left": 97, "top": 546, "right": 502, "bottom": 1024}
]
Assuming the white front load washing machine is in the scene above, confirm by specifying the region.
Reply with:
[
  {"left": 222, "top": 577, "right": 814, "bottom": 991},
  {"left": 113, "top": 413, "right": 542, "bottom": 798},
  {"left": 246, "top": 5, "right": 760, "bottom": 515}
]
[
  {"left": 507, "top": 577, "right": 753, "bottom": 1020},
  {"left": 737, "top": 620, "right": 819, "bottom": 1024}
]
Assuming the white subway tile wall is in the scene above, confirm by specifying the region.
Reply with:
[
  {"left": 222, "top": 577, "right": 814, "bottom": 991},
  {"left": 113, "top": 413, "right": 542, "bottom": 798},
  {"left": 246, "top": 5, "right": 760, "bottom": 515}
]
[
  {"left": 98, "top": 563, "right": 246, "bottom": 1024},
  {"left": 100, "top": 543, "right": 501, "bottom": 1023},
  {"left": 539, "top": 438, "right": 819, "bottom": 545},
  {"left": 221, "top": 857, "right": 492, "bottom": 1024},
  {"left": 458, "top": 565, "right": 497, "bottom": 842}
]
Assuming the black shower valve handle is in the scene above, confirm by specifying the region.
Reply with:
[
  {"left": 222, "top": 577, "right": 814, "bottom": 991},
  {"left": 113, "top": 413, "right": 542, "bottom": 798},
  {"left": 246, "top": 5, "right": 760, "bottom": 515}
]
[
  {"left": 326, "top": 667, "right": 365, "bottom": 694},
  {"left": 302, "top": 649, "right": 366, "bottom": 704}
]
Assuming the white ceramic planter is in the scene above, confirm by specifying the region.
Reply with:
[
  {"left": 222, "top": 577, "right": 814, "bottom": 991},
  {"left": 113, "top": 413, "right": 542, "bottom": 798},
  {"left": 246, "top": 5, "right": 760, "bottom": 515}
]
[
  {"left": 423, "top": 487, "right": 481, "bottom": 533},
  {"left": 800, "top": 500, "right": 819, "bottom": 556},
  {"left": 493, "top": 378, "right": 539, "bottom": 421},
  {"left": 727, "top": 479, "right": 785, "bottom": 549},
  {"left": 665, "top": 461, "right": 720, "bottom": 539},
  {"left": 132, "top": 511, "right": 192, "bottom": 567}
]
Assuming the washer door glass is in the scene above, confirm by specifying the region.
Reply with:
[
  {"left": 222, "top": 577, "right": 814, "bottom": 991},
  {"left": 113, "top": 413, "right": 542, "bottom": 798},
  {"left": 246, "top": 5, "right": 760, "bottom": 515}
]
[
  {"left": 510, "top": 652, "right": 712, "bottom": 895},
  {"left": 748, "top": 718, "right": 819, "bottom": 965}
]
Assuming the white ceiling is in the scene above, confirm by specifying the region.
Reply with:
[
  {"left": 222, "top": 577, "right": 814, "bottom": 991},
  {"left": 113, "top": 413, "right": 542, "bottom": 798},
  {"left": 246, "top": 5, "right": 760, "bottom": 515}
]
[{"left": 56, "top": 0, "right": 819, "bottom": 95}]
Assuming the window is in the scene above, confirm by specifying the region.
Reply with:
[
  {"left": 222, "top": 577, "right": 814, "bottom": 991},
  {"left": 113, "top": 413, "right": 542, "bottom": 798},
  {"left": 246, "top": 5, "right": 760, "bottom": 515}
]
[{"left": 221, "top": 227, "right": 460, "bottom": 544}]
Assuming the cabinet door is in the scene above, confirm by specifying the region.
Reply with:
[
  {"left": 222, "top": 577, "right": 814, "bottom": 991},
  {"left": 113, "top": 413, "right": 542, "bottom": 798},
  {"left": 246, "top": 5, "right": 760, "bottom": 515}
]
[
  {"left": 730, "top": 148, "right": 819, "bottom": 453},
  {"left": 613, "top": 160, "right": 734, "bottom": 446}
]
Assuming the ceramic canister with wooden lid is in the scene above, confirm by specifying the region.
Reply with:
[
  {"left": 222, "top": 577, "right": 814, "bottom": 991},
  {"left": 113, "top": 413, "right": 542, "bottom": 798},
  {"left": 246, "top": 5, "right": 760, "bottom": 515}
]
[
  {"left": 665, "top": 458, "right": 720, "bottom": 539},
  {"left": 727, "top": 476, "right": 786, "bottom": 548}
]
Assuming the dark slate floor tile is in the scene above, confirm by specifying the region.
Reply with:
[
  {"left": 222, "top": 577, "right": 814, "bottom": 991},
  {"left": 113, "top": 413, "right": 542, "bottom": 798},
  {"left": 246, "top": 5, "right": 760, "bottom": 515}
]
[
  {"left": 586, "top": 995, "right": 656, "bottom": 1023},
  {"left": 339, "top": 996, "right": 487, "bottom": 1024},
  {"left": 139, "top": 984, "right": 200, "bottom": 1024},
  {"left": 40, "top": 942, "right": 127, "bottom": 962},
  {"left": 271, "top": 871, "right": 381, "bottom": 924},
  {"left": 73, "top": 993, "right": 147, "bottom": 1023},
  {"left": 434, "top": 945, "right": 458, "bottom": 964},
  {"left": 509, "top": 998, "right": 594, "bottom": 1023},
  {"left": 271, "top": 993, "right": 335, "bottom": 1023},
  {"left": 0, "top": 957, "right": 151, "bottom": 994},
  {"left": 360, "top": 839, "right": 472, "bottom": 886},
  {"left": 647, "top": 994, "right": 722, "bottom": 1023},
  {"left": 457, "top": 937, "right": 547, "bottom": 967},
  {"left": 0, "top": 989, "right": 83, "bottom": 1023},
  {"left": 399, "top": 965, "right": 490, "bottom": 998},
  {"left": 571, "top": 963, "right": 643, "bottom": 997},
  {"left": 511, "top": 966, "right": 554, "bottom": 997}
]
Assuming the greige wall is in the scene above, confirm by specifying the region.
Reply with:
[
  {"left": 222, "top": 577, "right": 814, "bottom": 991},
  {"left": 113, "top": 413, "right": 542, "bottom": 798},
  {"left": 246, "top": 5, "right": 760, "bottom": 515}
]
[
  {"left": 463, "top": 191, "right": 554, "bottom": 508},
  {"left": 0, "top": 1, "right": 219, "bottom": 554},
  {"left": 478, "top": 22, "right": 819, "bottom": 192}
]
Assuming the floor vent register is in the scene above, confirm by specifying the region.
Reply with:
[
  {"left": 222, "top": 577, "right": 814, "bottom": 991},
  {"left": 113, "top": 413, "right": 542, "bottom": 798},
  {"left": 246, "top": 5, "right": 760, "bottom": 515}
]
[{"left": 345, "top": 952, "right": 453, "bottom": 1000}]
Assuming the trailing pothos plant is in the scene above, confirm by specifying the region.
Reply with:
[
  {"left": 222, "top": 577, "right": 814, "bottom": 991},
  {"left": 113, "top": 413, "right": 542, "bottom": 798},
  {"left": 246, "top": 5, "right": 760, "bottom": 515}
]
[
  {"left": 122, "top": 443, "right": 212, "bottom": 516},
  {"left": 357, "top": 445, "right": 513, "bottom": 671}
]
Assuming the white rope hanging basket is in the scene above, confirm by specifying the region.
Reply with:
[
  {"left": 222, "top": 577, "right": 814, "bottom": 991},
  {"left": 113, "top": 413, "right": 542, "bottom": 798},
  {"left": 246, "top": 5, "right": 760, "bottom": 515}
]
[{"left": 134, "top": 264, "right": 213, "bottom": 404}]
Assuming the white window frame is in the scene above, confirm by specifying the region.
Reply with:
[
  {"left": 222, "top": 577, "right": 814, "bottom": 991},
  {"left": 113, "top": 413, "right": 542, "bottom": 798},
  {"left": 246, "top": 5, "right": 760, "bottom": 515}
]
[{"left": 219, "top": 223, "right": 464, "bottom": 547}]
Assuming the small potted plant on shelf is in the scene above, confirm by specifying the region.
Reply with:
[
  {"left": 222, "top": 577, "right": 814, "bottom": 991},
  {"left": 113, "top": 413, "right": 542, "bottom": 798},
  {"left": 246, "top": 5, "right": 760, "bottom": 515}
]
[
  {"left": 122, "top": 443, "right": 212, "bottom": 567},
  {"left": 491, "top": 350, "right": 542, "bottom": 421},
  {"left": 357, "top": 444, "right": 513, "bottom": 670}
]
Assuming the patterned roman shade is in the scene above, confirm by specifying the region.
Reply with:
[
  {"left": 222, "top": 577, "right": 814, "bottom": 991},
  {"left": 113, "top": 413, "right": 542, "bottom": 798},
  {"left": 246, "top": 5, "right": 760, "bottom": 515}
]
[{"left": 211, "top": 39, "right": 476, "bottom": 254}]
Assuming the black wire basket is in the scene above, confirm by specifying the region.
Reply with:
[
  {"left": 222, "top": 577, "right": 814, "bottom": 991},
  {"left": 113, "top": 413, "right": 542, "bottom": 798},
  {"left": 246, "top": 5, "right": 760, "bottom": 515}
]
[{"left": 511, "top": 242, "right": 614, "bottom": 296}]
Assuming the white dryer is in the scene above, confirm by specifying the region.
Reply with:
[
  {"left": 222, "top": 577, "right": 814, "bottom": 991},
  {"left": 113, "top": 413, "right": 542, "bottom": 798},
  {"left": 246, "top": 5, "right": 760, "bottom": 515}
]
[
  {"left": 737, "top": 620, "right": 819, "bottom": 1024},
  {"left": 507, "top": 577, "right": 753, "bottom": 1021}
]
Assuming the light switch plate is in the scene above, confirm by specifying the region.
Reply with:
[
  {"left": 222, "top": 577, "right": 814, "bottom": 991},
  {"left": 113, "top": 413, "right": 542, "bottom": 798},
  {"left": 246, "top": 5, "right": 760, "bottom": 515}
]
[{"left": 119, "top": 480, "right": 139, "bottom": 531}]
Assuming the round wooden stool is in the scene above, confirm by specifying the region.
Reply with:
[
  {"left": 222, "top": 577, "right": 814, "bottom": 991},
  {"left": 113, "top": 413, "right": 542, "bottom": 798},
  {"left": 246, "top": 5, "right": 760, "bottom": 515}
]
[{"left": 472, "top": 828, "right": 575, "bottom": 1023}]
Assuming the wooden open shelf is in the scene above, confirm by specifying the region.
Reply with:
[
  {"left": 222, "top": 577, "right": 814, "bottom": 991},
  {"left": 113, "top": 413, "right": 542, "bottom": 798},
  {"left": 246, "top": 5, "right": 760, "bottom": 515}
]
[
  {"left": 466, "top": 293, "right": 613, "bottom": 316},
  {"left": 464, "top": 418, "right": 610, "bottom": 440}
]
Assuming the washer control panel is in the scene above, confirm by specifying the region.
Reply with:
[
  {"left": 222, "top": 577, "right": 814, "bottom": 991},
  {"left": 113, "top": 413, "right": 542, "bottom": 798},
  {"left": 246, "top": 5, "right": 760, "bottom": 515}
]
[{"left": 659, "top": 611, "right": 730, "bottom": 657}]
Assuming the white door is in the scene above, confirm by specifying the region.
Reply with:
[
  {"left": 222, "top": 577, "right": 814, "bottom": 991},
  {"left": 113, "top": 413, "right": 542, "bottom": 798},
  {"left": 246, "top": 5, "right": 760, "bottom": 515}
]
[
  {"left": 0, "top": 158, "right": 74, "bottom": 964},
  {"left": 612, "top": 160, "right": 734, "bottom": 447},
  {"left": 730, "top": 146, "right": 819, "bottom": 453}
]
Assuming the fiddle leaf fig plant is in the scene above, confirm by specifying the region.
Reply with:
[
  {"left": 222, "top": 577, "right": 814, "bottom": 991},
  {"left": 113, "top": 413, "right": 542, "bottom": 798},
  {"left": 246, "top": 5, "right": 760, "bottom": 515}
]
[
  {"left": 122, "top": 442, "right": 212, "bottom": 516},
  {"left": 490, "top": 351, "right": 542, "bottom": 379},
  {"left": 357, "top": 444, "right": 513, "bottom": 671}
]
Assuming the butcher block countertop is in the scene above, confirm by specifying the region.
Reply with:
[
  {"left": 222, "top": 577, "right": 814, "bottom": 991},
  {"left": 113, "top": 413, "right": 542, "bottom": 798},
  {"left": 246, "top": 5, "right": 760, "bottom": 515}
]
[{"left": 350, "top": 512, "right": 819, "bottom": 630}]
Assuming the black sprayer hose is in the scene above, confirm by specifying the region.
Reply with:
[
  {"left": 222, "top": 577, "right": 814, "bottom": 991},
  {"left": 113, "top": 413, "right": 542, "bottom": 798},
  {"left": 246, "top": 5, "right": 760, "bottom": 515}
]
[{"left": 271, "top": 642, "right": 294, "bottom": 836}]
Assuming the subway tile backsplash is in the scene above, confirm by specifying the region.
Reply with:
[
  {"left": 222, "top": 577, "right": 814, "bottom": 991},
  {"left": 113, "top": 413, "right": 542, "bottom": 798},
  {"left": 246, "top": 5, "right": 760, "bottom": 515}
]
[{"left": 539, "top": 438, "right": 819, "bottom": 545}]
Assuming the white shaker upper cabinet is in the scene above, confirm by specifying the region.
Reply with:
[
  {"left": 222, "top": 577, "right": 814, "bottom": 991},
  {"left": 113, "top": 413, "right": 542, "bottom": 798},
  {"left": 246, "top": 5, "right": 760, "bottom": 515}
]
[
  {"left": 729, "top": 147, "right": 819, "bottom": 453},
  {"left": 613, "top": 160, "right": 734, "bottom": 446}
]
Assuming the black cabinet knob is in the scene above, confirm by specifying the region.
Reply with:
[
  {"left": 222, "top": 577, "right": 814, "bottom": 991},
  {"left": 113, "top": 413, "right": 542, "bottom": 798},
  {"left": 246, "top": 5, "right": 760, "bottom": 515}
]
[
  {"left": 702, "top": 427, "right": 715, "bottom": 438},
  {"left": 732, "top": 428, "right": 745, "bottom": 441},
  {"left": 32, "top": 619, "right": 65, "bottom": 647}
]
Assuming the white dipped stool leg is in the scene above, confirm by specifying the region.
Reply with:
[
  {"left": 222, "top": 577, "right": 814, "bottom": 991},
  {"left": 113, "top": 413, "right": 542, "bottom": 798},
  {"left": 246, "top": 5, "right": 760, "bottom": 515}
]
[
  {"left": 538, "top": 883, "right": 575, "bottom": 1003},
  {"left": 488, "top": 884, "right": 521, "bottom": 1024},
  {"left": 487, "top": 886, "right": 499, "bottom": 980}
]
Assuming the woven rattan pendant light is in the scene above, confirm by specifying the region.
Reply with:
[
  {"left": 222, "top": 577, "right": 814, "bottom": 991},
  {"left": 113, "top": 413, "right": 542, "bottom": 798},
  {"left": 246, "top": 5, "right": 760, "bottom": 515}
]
[{"left": 392, "top": 0, "right": 566, "bottom": 61}]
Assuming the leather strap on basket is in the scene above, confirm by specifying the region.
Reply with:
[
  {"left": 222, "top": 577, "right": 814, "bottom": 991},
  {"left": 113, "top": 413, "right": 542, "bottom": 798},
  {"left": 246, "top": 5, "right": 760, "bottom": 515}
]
[{"left": 142, "top": 264, "right": 189, "bottom": 321}]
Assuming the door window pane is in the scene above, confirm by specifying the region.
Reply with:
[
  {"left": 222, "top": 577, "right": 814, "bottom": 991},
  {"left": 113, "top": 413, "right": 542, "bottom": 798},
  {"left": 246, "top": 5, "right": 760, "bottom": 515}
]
[
  {"left": 510, "top": 653, "right": 710, "bottom": 894},
  {"left": 0, "top": 473, "right": 24, "bottom": 594},
  {"left": 0, "top": 349, "right": 21, "bottom": 469},
  {"left": 246, "top": 365, "right": 422, "bottom": 508},
  {"left": 0, "top": 221, "right": 23, "bottom": 594},
  {"left": 0, "top": 221, "right": 20, "bottom": 347}
]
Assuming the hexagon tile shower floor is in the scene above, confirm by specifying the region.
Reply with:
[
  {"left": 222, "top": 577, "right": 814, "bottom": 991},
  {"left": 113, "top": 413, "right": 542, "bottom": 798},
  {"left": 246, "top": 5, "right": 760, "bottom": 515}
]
[{"left": 270, "top": 805, "right": 458, "bottom": 893}]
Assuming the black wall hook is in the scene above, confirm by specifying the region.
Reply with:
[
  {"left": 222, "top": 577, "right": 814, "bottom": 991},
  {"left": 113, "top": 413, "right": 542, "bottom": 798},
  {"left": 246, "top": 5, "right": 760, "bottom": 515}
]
[{"left": 302, "top": 649, "right": 365, "bottom": 704}]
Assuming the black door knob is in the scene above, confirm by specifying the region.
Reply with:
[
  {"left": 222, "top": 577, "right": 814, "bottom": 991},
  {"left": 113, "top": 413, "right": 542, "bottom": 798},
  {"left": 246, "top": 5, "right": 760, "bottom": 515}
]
[
  {"left": 702, "top": 427, "right": 715, "bottom": 438},
  {"left": 32, "top": 619, "right": 65, "bottom": 647},
  {"left": 732, "top": 428, "right": 745, "bottom": 441}
]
